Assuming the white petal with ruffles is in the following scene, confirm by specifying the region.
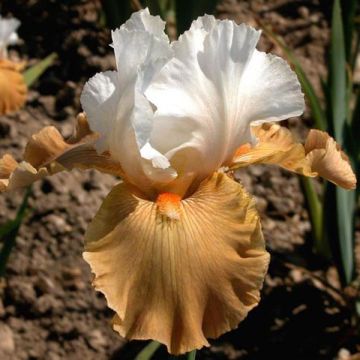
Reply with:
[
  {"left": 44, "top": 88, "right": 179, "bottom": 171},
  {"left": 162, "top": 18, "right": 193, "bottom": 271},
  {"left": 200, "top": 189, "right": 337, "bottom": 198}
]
[
  {"left": 146, "top": 16, "right": 304, "bottom": 191},
  {"left": 80, "top": 9, "right": 175, "bottom": 190}
]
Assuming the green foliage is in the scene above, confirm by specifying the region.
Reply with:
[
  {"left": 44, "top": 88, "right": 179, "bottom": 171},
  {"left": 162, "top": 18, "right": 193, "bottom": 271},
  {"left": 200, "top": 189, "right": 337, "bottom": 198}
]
[
  {"left": 325, "top": 0, "right": 356, "bottom": 285},
  {"left": 23, "top": 52, "right": 57, "bottom": 88},
  {"left": 301, "top": 177, "right": 327, "bottom": 257},
  {"left": 0, "top": 187, "right": 31, "bottom": 277},
  {"left": 330, "top": 0, "right": 347, "bottom": 141},
  {"left": 135, "top": 341, "right": 161, "bottom": 360},
  {"left": 133, "top": 340, "right": 197, "bottom": 359},
  {"left": 262, "top": 0, "right": 359, "bottom": 286}
]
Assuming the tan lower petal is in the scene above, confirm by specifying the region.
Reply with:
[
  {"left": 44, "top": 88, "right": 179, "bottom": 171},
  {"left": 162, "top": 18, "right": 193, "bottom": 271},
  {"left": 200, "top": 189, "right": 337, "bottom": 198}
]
[
  {"left": 231, "top": 123, "right": 356, "bottom": 189},
  {"left": 0, "top": 59, "right": 27, "bottom": 115},
  {"left": 23, "top": 126, "right": 72, "bottom": 168},
  {"left": 84, "top": 172, "right": 269, "bottom": 355},
  {"left": 0, "top": 154, "right": 19, "bottom": 191},
  {"left": 6, "top": 161, "right": 58, "bottom": 191},
  {"left": 0, "top": 113, "right": 123, "bottom": 192},
  {"left": 305, "top": 130, "right": 355, "bottom": 189}
]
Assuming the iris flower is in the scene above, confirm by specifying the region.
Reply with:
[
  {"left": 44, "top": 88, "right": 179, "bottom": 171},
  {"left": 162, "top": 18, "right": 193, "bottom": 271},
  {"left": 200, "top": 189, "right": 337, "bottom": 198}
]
[
  {"left": 0, "top": 14, "right": 27, "bottom": 115},
  {"left": 0, "top": 9, "right": 356, "bottom": 355}
]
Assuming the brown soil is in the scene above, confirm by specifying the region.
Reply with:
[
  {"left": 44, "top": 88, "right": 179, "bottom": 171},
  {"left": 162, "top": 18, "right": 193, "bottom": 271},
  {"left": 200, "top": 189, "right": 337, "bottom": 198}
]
[{"left": 0, "top": 0, "right": 359, "bottom": 359}]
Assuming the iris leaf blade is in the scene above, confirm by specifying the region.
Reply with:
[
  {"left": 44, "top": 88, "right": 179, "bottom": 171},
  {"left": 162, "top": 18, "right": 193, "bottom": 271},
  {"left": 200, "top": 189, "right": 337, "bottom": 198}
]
[
  {"left": 330, "top": 0, "right": 347, "bottom": 139},
  {"left": 0, "top": 187, "right": 31, "bottom": 277},
  {"left": 23, "top": 52, "right": 57, "bottom": 88},
  {"left": 301, "top": 177, "right": 327, "bottom": 257},
  {"left": 134, "top": 341, "right": 161, "bottom": 360},
  {"left": 327, "top": 0, "right": 355, "bottom": 285}
]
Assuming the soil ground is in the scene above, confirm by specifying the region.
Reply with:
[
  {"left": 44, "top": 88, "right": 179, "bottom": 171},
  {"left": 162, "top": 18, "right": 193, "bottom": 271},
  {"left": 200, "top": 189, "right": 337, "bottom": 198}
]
[{"left": 0, "top": 0, "right": 359, "bottom": 359}]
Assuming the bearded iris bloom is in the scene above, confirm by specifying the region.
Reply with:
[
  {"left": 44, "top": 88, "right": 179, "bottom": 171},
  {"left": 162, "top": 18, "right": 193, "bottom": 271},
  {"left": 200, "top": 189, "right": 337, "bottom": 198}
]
[
  {"left": 0, "top": 14, "right": 27, "bottom": 115},
  {"left": 0, "top": 9, "right": 356, "bottom": 355}
]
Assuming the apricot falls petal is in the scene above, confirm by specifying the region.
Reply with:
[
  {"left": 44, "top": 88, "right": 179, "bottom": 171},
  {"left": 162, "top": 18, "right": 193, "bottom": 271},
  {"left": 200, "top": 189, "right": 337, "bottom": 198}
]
[
  {"left": 0, "top": 113, "right": 123, "bottom": 192},
  {"left": 84, "top": 172, "right": 269, "bottom": 354}
]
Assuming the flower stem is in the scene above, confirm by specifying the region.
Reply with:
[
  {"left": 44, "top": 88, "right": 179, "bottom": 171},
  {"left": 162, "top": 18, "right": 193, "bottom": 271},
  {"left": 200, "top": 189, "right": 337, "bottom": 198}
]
[{"left": 135, "top": 341, "right": 161, "bottom": 360}]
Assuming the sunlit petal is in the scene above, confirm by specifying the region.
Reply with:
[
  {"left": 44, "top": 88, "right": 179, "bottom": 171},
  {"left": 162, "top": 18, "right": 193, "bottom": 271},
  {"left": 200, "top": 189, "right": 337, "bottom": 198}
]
[
  {"left": 120, "top": 7, "right": 168, "bottom": 44},
  {"left": 0, "top": 114, "right": 123, "bottom": 192},
  {"left": 84, "top": 172, "right": 269, "bottom": 354},
  {"left": 146, "top": 17, "right": 304, "bottom": 192},
  {"left": 231, "top": 123, "right": 356, "bottom": 189},
  {"left": 80, "top": 14, "right": 175, "bottom": 189},
  {"left": 304, "top": 129, "right": 356, "bottom": 189}
]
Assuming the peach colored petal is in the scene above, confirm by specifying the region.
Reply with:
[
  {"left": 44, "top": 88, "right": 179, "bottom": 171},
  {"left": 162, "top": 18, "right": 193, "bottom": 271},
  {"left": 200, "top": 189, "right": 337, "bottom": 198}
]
[
  {"left": 0, "top": 113, "right": 123, "bottom": 192},
  {"left": 0, "top": 59, "right": 27, "bottom": 115},
  {"left": 83, "top": 172, "right": 269, "bottom": 354},
  {"left": 305, "top": 129, "right": 356, "bottom": 190},
  {"left": 231, "top": 123, "right": 356, "bottom": 189},
  {"left": 0, "top": 154, "right": 18, "bottom": 191}
]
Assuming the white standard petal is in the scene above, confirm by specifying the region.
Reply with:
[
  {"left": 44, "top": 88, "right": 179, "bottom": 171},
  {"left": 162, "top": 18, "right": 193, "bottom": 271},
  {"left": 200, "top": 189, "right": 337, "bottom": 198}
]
[
  {"left": 0, "top": 16, "right": 20, "bottom": 56},
  {"left": 188, "top": 14, "right": 219, "bottom": 32},
  {"left": 121, "top": 7, "right": 168, "bottom": 43},
  {"left": 80, "top": 69, "right": 176, "bottom": 192},
  {"left": 109, "top": 27, "right": 172, "bottom": 152},
  {"left": 146, "top": 18, "right": 304, "bottom": 192},
  {"left": 81, "top": 12, "right": 175, "bottom": 191},
  {"left": 80, "top": 71, "right": 118, "bottom": 154},
  {"left": 111, "top": 27, "right": 171, "bottom": 93}
]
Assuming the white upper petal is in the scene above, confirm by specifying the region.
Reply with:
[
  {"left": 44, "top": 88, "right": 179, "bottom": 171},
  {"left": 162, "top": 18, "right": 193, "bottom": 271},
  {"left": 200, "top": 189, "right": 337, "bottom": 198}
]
[
  {"left": 80, "top": 10, "right": 176, "bottom": 190},
  {"left": 146, "top": 16, "right": 304, "bottom": 188},
  {"left": 0, "top": 16, "right": 20, "bottom": 56},
  {"left": 121, "top": 7, "right": 168, "bottom": 42}
]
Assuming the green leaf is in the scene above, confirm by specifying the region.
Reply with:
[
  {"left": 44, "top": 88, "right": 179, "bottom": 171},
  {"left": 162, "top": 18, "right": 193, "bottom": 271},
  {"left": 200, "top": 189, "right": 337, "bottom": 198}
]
[
  {"left": 324, "top": 184, "right": 355, "bottom": 285},
  {"left": 301, "top": 177, "right": 328, "bottom": 258},
  {"left": 330, "top": 0, "right": 347, "bottom": 140},
  {"left": 326, "top": 0, "right": 355, "bottom": 285},
  {"left": 23, "top": 53, "right": 57, "bottom": 88},
  {"left": 0, "top": 187, "right": 31, "bottom": 277},
  {"left": 259, "top": 22, "right": 327, "bottom": 131},
  {"left": 336, "top": 187, "right": 356, "bottom": 284},
  {"left": 135, "top": 341, "right": 161, "bottom": 360}
]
